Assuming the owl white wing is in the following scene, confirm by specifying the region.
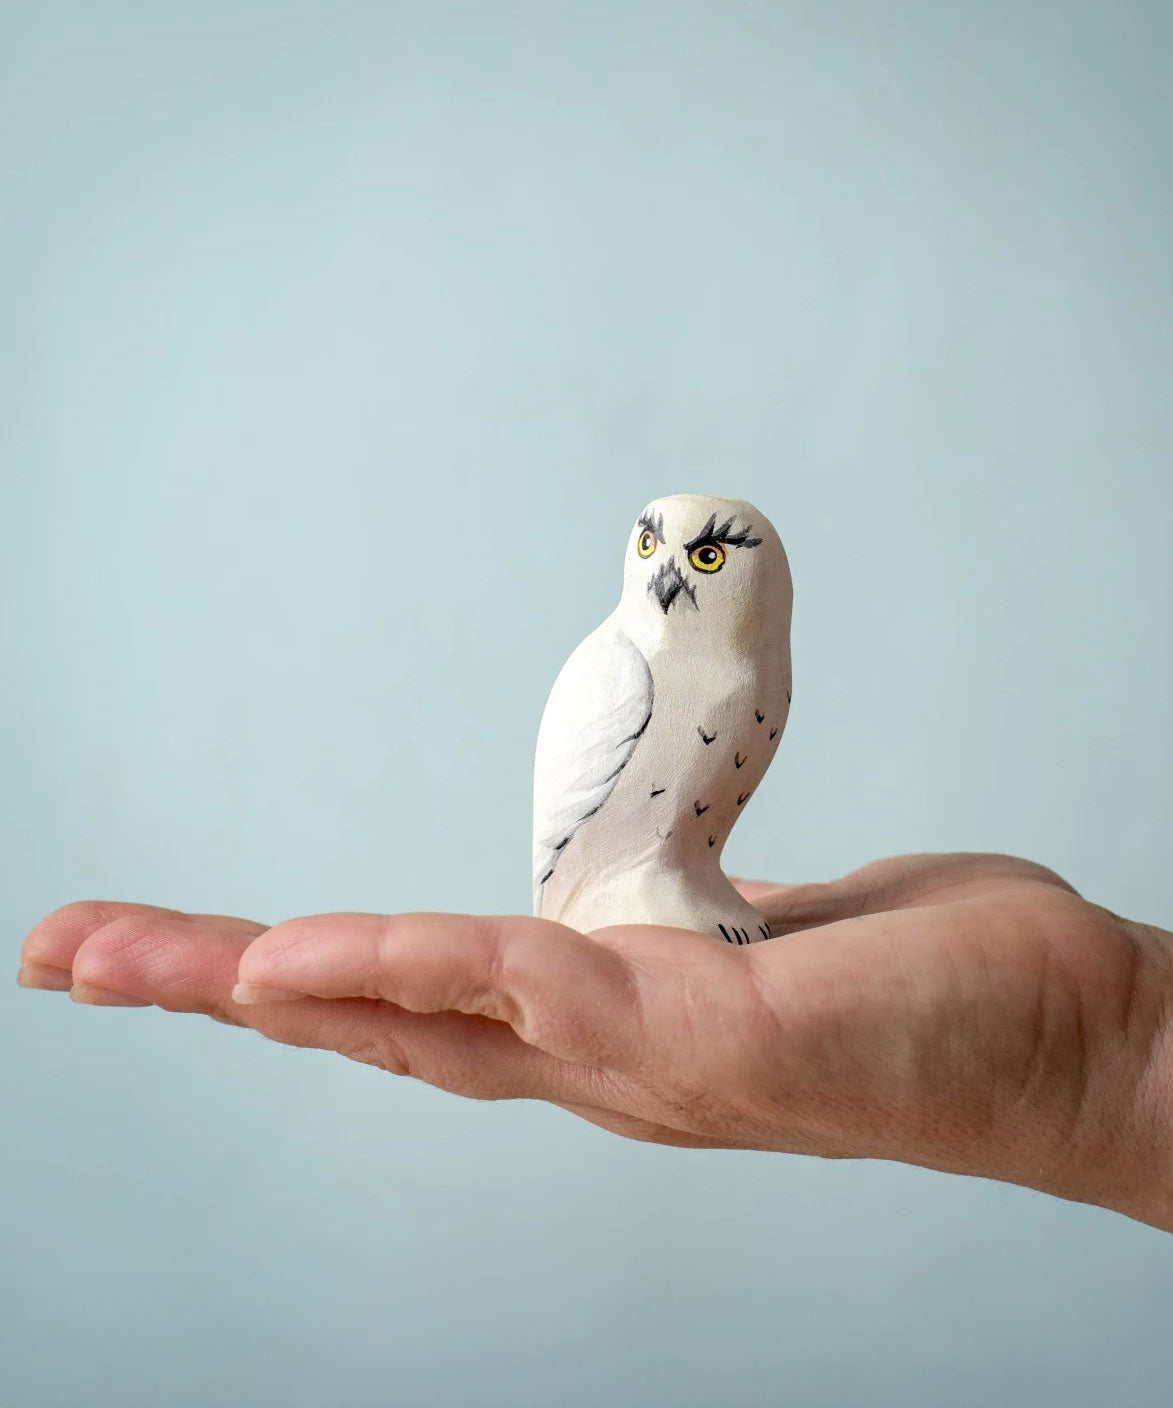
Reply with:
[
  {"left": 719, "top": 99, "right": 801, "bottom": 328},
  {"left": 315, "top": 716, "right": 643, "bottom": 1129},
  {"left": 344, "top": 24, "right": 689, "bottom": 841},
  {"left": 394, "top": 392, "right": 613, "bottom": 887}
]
[{"left": 532, "top": 624, "right": 654, "bottom": 914}]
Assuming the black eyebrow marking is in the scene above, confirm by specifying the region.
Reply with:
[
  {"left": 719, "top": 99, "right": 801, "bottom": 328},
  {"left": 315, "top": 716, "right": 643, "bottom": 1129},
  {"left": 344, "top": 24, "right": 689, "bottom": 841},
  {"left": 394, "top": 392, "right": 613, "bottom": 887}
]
[
  {"left": 683, "top": 512, "right": 762, "bottom": 554},
  {"left": 637, "top": 508, "right": 665, "bottom": 543},
  {"left": 683, "top": 513, "right": 717, "bottom": 552}
]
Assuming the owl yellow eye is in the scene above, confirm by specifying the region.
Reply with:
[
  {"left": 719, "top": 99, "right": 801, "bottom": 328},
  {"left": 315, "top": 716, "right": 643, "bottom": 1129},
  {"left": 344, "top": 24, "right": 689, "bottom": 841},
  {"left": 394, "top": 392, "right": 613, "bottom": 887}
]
[
  {"left": 637, "top": 529, "right": 657, "bottom": 558},
  {"left": 688, "top": 542, "right": 726, "bottom": 573}
]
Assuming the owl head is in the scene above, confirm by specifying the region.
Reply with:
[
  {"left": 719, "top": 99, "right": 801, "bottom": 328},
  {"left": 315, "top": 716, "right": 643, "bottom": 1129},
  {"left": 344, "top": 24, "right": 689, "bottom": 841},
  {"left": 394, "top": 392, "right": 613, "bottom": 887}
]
[{"left": 618, "top": 493, "right": 792, "bottom": 650}]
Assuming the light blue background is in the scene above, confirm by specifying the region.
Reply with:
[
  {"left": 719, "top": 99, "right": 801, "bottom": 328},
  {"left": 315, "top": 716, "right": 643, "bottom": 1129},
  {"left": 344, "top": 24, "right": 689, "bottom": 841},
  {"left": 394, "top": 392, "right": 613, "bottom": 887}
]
[{"left": 3, "top": 3, "right": 1172, "bottom": 1405}]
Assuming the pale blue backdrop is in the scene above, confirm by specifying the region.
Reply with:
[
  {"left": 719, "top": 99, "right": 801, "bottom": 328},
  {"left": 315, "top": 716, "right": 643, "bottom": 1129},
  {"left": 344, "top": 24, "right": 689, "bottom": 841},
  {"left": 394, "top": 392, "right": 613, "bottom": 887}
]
[{"left": 3, "top": 3, "right": 1172, "bottom": 1405}]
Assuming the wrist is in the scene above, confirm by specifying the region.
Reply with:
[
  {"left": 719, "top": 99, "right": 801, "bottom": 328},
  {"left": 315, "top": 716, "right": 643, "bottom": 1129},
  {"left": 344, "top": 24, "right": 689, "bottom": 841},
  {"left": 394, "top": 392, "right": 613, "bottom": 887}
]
[{"left": 1050, "top": 912, "right": 1173, "bottom": 1231}]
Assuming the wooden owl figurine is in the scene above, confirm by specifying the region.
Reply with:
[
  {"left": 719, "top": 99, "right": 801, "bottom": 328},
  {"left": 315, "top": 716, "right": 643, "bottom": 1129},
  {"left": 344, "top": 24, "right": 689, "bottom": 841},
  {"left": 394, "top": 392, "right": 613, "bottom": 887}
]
[{"left": 532, "top": 493, "right": 792, "bottom": 944}]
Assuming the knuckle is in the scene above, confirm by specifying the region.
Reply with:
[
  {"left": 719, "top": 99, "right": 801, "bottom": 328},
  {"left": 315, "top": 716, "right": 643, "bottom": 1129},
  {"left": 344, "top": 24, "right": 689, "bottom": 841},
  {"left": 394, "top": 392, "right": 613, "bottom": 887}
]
[
  {"left": 343, "top": 1036, "right": 413, "bottom": 1078},
  {"left": 252, "top": 919, "right": 320, "bottom": 967},
  {"left": 34, "top": 899, "right": 119, "bottom": 941},
  {"left": 462, "top": 986, "right": 524, "bottom": 1028},
  {"left": 657, "top": 1078, "right": 723, "bottom": 1129},
  {"left": 42, "top": 899, "right": 102, "bottom": 926},
  {"left": 508, "top": 998, "right": 563, "bottom": 1051},
  {"left": 83, "top": 912, "right": 170, "bottom": 959}
]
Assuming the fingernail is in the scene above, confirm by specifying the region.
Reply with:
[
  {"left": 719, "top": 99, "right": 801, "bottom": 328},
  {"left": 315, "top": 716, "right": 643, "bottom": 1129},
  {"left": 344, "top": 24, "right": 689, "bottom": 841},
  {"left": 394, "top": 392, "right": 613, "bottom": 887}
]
[
  {"left": 231, "top": 982, "right": 303, "bottom": 1005},
  {"left": 17, "top": 962, "right": 74, "bottom": 992},
  {"left": 69, "top": 983, "right": 151, "bottom": 1008}
]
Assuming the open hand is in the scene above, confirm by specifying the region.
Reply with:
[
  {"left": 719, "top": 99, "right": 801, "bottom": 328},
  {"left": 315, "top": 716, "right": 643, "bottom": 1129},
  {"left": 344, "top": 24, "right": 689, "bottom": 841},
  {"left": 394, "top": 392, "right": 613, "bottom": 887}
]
[{"left": 18, "top": 852, "right": 1173, "bottom": 1230}]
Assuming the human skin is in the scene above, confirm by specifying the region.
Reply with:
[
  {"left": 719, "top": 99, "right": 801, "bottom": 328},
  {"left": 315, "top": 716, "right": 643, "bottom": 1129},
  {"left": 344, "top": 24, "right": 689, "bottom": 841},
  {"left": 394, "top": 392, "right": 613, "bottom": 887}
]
[{"left": 16, "top": 851, "right": 1173, "bottom": 1231}]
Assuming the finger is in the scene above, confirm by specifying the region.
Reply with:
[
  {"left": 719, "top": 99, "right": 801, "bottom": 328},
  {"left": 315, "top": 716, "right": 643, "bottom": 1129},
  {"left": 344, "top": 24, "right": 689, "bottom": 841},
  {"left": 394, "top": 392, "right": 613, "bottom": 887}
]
[
  {"left": 68, "top": 911, "right": 614, "bottom": 1107},
  {"left": 744, "top": 853, "right": 1080, "bottom": 935},
  {"left": 729, "top": 876, "right": 793, "bottom": 906},
  {"left": 19, "top": 900, "right": 267, "bottom": 987},
  {"left": 235, "top": 911, "right": 644, "bottom": 1069},
  {"left": 21, "top": 901, "right": 186, "bottom": 978},
  {"left": 728, "top": 876, "right": 859, "bottom": 937},
  {"left": 734, "top": 863, "right": 950, "bottom": 931},
  {"left": 728, "top": 877, "right": 822, "bottom": 939},
  {"left": 753, "top": 881, "right": 876, "bottom": 934},
  {"left": 70, "top": 912, "right": 266, "bottom": 1011},
  {"left": 730, "top": 875, "right": 884, "bottom": 939},
  {"left": 252, "top": 1001, "right": 616, "bottom": 1107}
]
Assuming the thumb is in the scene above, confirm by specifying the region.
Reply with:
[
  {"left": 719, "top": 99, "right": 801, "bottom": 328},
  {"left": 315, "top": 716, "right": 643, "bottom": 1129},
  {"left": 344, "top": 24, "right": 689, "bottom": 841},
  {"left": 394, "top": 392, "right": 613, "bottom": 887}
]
[{"left": 730, "top": 876, "right": 877, "bottom": 936}]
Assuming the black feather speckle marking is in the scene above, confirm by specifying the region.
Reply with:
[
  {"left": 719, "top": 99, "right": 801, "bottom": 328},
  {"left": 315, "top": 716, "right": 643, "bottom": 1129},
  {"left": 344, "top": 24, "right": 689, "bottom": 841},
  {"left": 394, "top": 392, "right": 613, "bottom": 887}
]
[
  {"left": 759, "top": 922, "right": 770, "bottom": 940},
  {"left": 707, "top": 834, "right": 716, "bottom": 847},
  {"left": 698, "top": 726, "right": 716, "bottom": 745},
  {"left": 650, "top": 787, "right": 665, "bottom": 797},
  {"left": 694, "top": 800, "right": 709, "bottom": 816},
  {"left": 718, "top": 923, "right": 734, "bottom": 944},
  {"left": 755, "top": 709, "right": 764, "bottom": 723},
  {"left": 769, "top": 726, "right": 778, "bottom": 740},
  {"left": 554, "top": 837, "right": 570, "bottom": 850},
  {"left": 737, "top": 791, "right": 751, "bottom": 806},
  {"left": 786, "top": 688, "right": 792, "bottom": 704},
  {"left": 540, "top": 868, "right": 554, "bottom": 884},
  {"left": 734, "top": 751, "right": 746, "bottom": 769}
]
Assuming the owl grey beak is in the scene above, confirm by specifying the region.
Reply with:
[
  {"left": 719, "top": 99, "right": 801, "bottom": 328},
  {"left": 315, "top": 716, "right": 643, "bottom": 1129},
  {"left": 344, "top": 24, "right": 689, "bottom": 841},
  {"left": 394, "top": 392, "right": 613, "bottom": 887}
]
[{"left": 648, "top": 558, "right": 697, "bottom": 613}]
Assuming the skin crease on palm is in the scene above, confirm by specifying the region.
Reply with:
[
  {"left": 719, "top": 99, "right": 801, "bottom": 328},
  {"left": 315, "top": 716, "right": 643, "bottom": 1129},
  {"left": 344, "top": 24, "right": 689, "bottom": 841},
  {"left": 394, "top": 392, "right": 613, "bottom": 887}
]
[{"left": 16, "top": 851, "right": 1173, "bottom": 1232}]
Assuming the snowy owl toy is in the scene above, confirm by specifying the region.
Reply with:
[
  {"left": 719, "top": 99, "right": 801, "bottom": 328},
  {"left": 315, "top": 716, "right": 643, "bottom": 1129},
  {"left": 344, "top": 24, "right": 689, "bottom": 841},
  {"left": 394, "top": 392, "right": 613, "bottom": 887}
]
[{"left": 532, "top": 493, "right": 793, "bottom": 944}]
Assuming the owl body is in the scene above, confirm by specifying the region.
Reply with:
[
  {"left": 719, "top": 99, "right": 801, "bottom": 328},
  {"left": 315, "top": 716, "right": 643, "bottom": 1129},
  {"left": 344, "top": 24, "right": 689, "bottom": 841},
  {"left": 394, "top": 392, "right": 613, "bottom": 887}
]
[{"left": 532, "top": 493, "right": 792, "bottom": 945}]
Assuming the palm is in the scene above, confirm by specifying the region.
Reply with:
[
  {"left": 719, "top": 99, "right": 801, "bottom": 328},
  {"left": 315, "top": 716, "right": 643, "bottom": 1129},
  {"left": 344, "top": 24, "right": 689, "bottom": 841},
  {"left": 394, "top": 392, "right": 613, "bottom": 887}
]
[
  {"left": 18, "top": 851, "right": 1170, "bottom": 1224},
  {"left": 567, "top": 852, "right": 1151, "bottom": 1161}
]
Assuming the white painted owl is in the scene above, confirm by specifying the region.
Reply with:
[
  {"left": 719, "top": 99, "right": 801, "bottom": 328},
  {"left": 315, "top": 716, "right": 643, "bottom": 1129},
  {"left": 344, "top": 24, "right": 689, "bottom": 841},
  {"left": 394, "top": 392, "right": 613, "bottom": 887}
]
[{"left": 532, "top": 493, "right": 793, "bottom": 944}]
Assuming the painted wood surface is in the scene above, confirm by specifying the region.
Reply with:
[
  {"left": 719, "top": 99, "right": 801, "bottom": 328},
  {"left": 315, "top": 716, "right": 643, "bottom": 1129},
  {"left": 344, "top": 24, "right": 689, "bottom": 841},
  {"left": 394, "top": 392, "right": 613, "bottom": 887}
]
[{"left": 533, "top": 493, "right": 793, "bottom": 943}]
